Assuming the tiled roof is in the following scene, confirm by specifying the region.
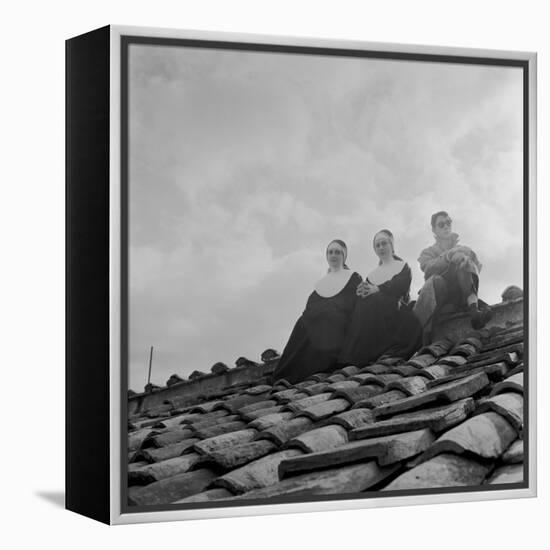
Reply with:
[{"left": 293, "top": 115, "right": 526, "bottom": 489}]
[{"left": 127, "top": 300, "right": 525, "bottom": 507}]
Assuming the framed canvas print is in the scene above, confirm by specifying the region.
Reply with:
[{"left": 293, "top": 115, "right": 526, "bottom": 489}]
[{"left": 66, "top": 25, "right": 537, "bottom": 525}]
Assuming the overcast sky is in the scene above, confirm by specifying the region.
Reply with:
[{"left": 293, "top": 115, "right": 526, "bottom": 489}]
[{"left": 128, "top": 43, "right": 523, "bottom": 391}]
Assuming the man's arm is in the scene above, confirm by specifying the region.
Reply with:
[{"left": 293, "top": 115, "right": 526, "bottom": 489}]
[{"left": 418, "top": 247, "right": 450, "bottom": 279}]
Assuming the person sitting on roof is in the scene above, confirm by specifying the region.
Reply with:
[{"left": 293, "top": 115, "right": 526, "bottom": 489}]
[
  {"left": 272, "top": 239, "right": 362, "bottom": 384},
  {"left": 413, "top": 211, "right": 492, "bottom": 342},
  {"left": 338, "top": 229, "right": 422, "bottom": 367}
]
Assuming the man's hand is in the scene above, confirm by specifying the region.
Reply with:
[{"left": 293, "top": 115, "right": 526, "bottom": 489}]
[{"left": 450, "top": 251, "right": 471, "bottom": 269}]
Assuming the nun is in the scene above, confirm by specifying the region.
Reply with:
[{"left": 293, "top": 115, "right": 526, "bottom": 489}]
[{"left": 272, "top": 239, "right": 362, "bottom": 384}]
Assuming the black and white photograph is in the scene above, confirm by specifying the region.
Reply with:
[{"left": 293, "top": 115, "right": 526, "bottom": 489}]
[{"left": 124, "top": 34, "right": 531, "bottom": 512}]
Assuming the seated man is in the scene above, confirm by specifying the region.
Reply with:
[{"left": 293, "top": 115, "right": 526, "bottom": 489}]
[{"left": 413, "top": 211, "right": 492, "bottom": 341}]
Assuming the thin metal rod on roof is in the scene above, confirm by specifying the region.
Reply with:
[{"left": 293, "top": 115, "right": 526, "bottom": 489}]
[{"left": 147, "top": 346, "right": 154, "bottom": 386}]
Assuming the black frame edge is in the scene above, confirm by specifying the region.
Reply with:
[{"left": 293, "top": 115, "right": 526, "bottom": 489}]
[{"left": 66, "top": 24, "right": 111, "bottom": 525}]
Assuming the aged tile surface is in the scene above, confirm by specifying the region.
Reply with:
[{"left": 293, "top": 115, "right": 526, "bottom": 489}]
[{"left": 127, "top": 307, "right": 527, "bottom": 505}]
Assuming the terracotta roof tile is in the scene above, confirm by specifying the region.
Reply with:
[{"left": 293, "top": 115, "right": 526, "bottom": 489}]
[
  {"left": 237, "top": 399, "right": 278, "bottom": 416},
  {"left": 248, "top": 411, "right": 293, "bottom": 431},
  {"left": 450, "top": 342, "right": 479, "bottom": 358},
  {"left": 487, "top": 463, "right": 524, "bottom": 484},
  {"left": 129, "top": 453, "right": 204, "bottom": 485},
  {"left": 474, "top": 392, "right": 523, "bottom": 436},
  {"left": 212, "top": 449, "right": 303, "bottom": 494},
  {"left": 187, "top": 413, "right": 238, "bottom": 431},
  {"left": 353, "top": 389, "right": 408, "bottom": 409},
  {"left": 468, "top": 351, "right": 521, "bottom": 370},
  {"left": 293, "top": 379, "right": 318, "bottom": 390},
  {"left": 189, "top": 401, "right": 226, "bottom": 414},
  {"left": 507, "top": 362, "right": 524, "bottom": 377},
  {"left": 203, "top": 440, "right": 277, "bottom": 470},
  {"left": 421, "top": 364, "right": 454, "bottom": 380},
  {"left": 270, "top": 388, "right": 306, "bottom": 403},
  {"left": 128, "top": 468, "right": 218, "bottom": 506},
  {"left": 256, "top": 416, "right": 315, "bottom": 446},
  {"left": 360, "top": 364, "right": 394, "bottom": 375},
  {"left": 378, "top": 356, "right": 405, "bottom": 366},
  {"left": 326, "top": 373, "right": 347, "bottom": 383},
  {"left": 172, "top": 487, "right": 235, "bottom": 504},
  {"left": 140, "top": 438, "right": 200, "bottom": 463},
  {"left": 242, "top": 405, "right": 285, "bottom": 421},
  {"left": 325, "top": 380, "right": 361, "bottom": 392},
  {"left": 216, "top": 392, "right": 272, "bottom": 413},
  {"left": 386, "top": 376, "right": 429, "bottom": 396},
  {"left": 193, "top": 428, "right": 257, "bottom": 456},
  {"left": 372, "top": 372, "right": 490, "bottom": 418},
  {"left": 332, "top": 384, "right": 382, "bottom": 405},
  {"left": 244, "top": 384, "right": 273, "bottom": 395},
  {"left": 390, "top": 365, "right": 429, "bottom": 377},
  {"left": 490, "top": 373, "right": 524, "bottom": 397},
  {"left": 300, "top": 382, "right": 332, "bottom": 396},
  {"left": 438, "top": 355, "right": 469, "bottom": 367},
  {"left": 128, "top": 428, "right": 155, "bottom": 451},
  {"left": 142, "top": 428, "right": 195, "bottom": 449},
  {"left": 407, "top": 354, "right": 438, "bottom": 369},
  {"left": 127, "top": 305, "right": 527, "bottom": 505},
  {"left": 335, "top": 365, "right": 361, "bottom": 377},
  {"left": 501, "top": 439, "right": 523, "bottom": 464},
  {"left": 309, "top": 373, "right": 330, "bottom": 382},
  {"left": 240, "top": 462, "right": 400, "bottom": 499},
  {"left": 279, "top": 429, "right": 434, "bottom": 477},
  {"left": 350, "top": 398, "right": 475, "bottom": 440},
  {"left": 284, "top": 393, "right": 332, "bottom": 412},
  {"left": 417, "top": 411, "right": 517, "bottom": 462},
  {"left": 286, "top": 424, "right": 349, "bottom": 453},
  {"left": 317, "top": 408, "right": 374, "bottom": 430},
  {"left": 294, "top": 398, "right": 350, "bottom": 421},
  {"left": 192, "top": 420, "right": 248, "bottom": 439},
  {"left": 417, "top": 339, "right": 454, "bottom": 357},
  {"left": 383, "top": 453, "right": 490, "bottom": 490}
]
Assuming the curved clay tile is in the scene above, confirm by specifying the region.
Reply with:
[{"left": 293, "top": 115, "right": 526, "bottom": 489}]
[
  {"left": 242, "top": 405, "right": 285, "bottom": 421},
  {"left": 173, "top": 487, "right": 235, "bottom": 504},
  {"left": 407, "top": 353, "right": 438, "bottom": 369},
  {"left": 294, "top": 398, "right": 350, "bottom": 422},
  {"left": 205, "top": 439, "right": 277, "bottom": 470},
  {"left": 141, "top": 438, "right": 199, "bottom": 463},
  {"left": 286, "top": 424, "right": 349, "bottom": 454},
  {"left": 193, "top": 428, "right": 257, "bottom": 456},
  {"left": 128, "top": 468, "right": 218, "bottom": 506},
  {"left": 474, "top": 392, "right": 523, "bottom": 436},
  {"left": 490, "top": 373, "right": 524, "bottom": 397},
  {"left": 237, "top": 399, "right": 278, "bottom": 417},
  {"left": 279, "top": 429, "right": 434, "bottom": 477},
  {"left": 212, "top": 449, "right": 303, "bottom": 494},
  {"left": 382, "top": 453, "right": 490, "bottom": 490},
  {"left": 501, "top": 439, "right": 523, "bottom": 464},
  {"left": 487, "top": 463, "right": 524, "bottom": 484},
  {"left": 317, "top": 408, "right": 374, "bottom": 430},
  {"left": 256, "top": 416, "right": 315, "bottom": 446},
  {"left": 332, "top": 385, "right": 382, "bottom": 405},
  {"left": 416, "top": 411, "right": 517, "bottom": 463},
  {"left": 248, "top": 411, "right": 293, "bottom": 431},
  {"left": 239, "top": 461, "right": 399, "bottom": 499},
  {"left": 350, "top": 398, "right": 475, "bottom": 440},
  {"left": 283, "top": 393, "right": 331, "bottom": 413},
  {"left": 129, "top": 452, "right": 204, "bottom": 485},
  {"left": 353, "top": 389, "right": 408, "bottom": 410}
]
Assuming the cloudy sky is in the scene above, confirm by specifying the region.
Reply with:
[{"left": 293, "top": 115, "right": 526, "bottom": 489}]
[{"left": 127, "top": 43, "right": 524, "bottom": 391}]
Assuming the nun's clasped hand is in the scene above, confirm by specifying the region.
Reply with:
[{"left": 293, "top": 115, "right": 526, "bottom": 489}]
[{"left": 356, "top": 281, "right": 379, "bottom": 298}]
